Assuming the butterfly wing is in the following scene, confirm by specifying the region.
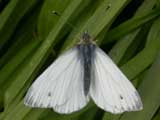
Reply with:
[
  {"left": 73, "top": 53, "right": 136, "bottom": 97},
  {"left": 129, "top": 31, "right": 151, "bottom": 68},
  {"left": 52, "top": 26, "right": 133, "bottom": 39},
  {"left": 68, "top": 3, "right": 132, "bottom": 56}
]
[
  {"left": 24, "top": 47, "right": 89, "bottom": 114},
  {"left": 90, "top": 47, "right": 143, "bottom": 114}
]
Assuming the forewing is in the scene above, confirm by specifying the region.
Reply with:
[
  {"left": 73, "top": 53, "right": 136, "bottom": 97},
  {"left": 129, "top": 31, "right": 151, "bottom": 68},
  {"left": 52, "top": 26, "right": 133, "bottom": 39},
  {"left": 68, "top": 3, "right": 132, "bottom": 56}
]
[
  {"left": 53, "top": 56, "right": 89, "bottom": 114},
  {"left": 90, "top": 47, "right": 143, "bottom": 114},
  {"left": 24, "top": 47, "right": 89, "bottom": 114}
]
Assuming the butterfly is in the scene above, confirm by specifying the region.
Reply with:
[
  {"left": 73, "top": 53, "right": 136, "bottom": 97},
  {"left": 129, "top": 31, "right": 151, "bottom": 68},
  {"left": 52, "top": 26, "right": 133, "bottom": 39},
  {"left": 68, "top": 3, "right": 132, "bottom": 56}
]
[{"left": 24, "top": 31, "right": 143, "bottom": 114}]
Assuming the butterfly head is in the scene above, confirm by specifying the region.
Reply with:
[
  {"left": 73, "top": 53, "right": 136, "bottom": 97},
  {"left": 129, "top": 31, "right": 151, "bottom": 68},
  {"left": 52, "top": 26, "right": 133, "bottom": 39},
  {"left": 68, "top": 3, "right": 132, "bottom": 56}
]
[{"left": 80, "top": 31, "right": 93, "bottom": 44}]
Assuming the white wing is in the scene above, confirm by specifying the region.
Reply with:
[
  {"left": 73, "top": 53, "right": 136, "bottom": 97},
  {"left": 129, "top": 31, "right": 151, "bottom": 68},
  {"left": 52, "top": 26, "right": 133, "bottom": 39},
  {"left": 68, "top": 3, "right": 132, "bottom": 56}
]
[
  {"left": 24, "top": 47, "right": 89, "bottom": 114},
  {"left": 90, "top": 47, "right": 143, "bottom": 114}
]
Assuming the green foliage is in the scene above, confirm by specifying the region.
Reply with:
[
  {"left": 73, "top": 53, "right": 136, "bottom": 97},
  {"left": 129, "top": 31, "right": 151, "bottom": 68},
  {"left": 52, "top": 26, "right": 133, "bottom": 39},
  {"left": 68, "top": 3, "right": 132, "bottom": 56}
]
[{"left": 0, "top": 0, "right": 160, "bottom": 120}]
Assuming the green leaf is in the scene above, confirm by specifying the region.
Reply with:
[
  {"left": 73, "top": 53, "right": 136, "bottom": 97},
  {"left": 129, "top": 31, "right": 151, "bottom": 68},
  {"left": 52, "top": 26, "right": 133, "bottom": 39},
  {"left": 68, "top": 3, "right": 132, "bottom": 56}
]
[
  {"left": 38, "top": 0, "right": 72, "bottom": 39},
  {"left": 103, "top": 9, "right": 160, "bottom": 44},
  {"left": 0, "top": 0, "right": 39, "bottom": 51},
  {"left": 121, "top": 17, "right": 160, "bottom": 80},
  {"left": 152, "top": 109, "right": 160, "bottom": 120},
  {"left": 0, "top": 6, "right": 40, "bottom": 68},
  {"left": 0, "top": 8, "right": 40, "bottom": 86},
  {"left": 108, "top": 0, "right": 157, "bottom": 64}
]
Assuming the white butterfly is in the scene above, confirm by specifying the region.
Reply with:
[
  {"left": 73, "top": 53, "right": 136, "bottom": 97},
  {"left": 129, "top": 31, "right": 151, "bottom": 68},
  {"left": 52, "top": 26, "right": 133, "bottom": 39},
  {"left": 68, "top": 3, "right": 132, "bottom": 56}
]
[{"left": 24, "top": 32, "right": 143, "bottom": 114}]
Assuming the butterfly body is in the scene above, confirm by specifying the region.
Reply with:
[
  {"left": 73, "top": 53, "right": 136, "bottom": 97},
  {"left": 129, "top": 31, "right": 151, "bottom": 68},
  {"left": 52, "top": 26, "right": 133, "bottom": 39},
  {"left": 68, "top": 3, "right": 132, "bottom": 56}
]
[
  {"left": 24, "top": 32, "right": 143, "bottom": 114},
  {"left": 77, "top": 43, "right": 96, "bottom": 96}
]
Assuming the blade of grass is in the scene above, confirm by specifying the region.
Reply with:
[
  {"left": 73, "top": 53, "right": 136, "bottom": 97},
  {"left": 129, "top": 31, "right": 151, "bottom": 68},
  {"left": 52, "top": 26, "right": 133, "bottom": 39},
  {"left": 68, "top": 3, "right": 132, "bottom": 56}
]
[
  {"left": 38, "top": 0, "right": 72, "bottom": 40},
  {"left": 121, "top": 17, "right": 160, "bottom": 80},
  {"left": 0, "top": 45, "right": 42, "bottom": 119},
  {"left": 108, "top": 0, "right": 157, "bottom": 65},
  {"left": 103, "top": 8, "right": 160, "bottom": 44},
  {"left": 3, "top": 101, "right": 31, "bottom": 120},
  {"left": 0, "top": 5, "right": 41, "bottom": 86},
  {"left": 78, "top": 107, "right": 98, "bottom": 120},
  {"left": 0, "top": 0, "right": 39, "bottom": 51},
  {"left": 23, "top": 109, "right": 46, "bottom": 120},
  {"left": 0, "top": 6, "right": 40, "bottom": 73},
  {"left": 108, "top": 29, "right": 140, "bottom": 64},
  {"left": 0, "top": 5, "right": 40, "bottom": 68},
  {"left": 0, "top": 4, "right": 45, "bottom": 110},
  {"left": 0, "top": 4, "right": 42, "bottom": 111},
  {"left": 0, "top": 40, "right": 39, "bottom": 89},
  {"left": 152, "top": 109, "right": 160, "bottom": 120},
  {"left": 118, "top": 23, "right": 151, "bottom": 66}
]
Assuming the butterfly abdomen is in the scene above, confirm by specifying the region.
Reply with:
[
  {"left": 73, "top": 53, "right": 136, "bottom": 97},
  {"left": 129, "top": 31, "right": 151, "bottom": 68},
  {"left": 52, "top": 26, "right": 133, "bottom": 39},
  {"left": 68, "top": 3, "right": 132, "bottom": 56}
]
[{"left": 77, "top": 44, "right": 96, "bottom": 96}]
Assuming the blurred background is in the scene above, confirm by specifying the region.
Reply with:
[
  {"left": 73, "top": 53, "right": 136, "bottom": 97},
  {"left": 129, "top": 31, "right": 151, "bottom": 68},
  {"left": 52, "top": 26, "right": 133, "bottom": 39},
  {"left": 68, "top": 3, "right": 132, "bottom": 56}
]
[{"left": 0, "top": 0, "right": 160, "bottom": 120}]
